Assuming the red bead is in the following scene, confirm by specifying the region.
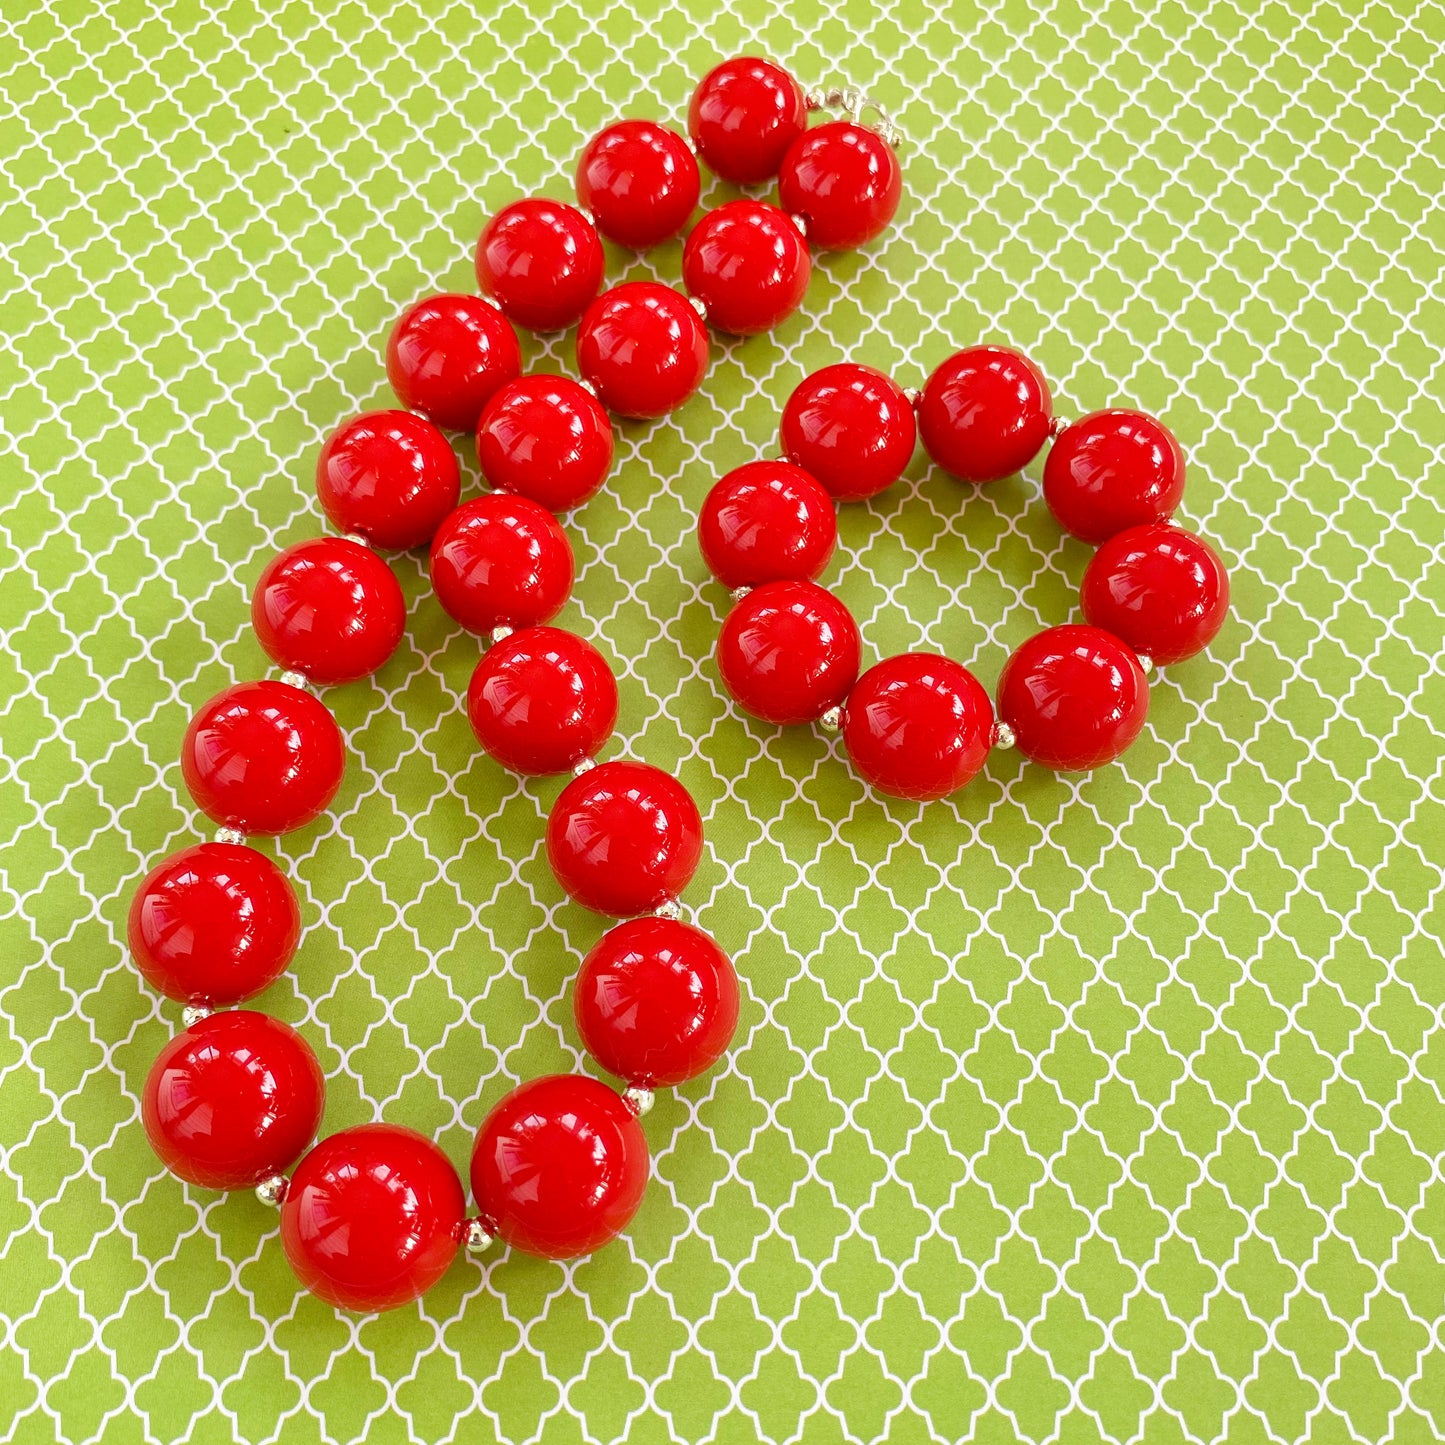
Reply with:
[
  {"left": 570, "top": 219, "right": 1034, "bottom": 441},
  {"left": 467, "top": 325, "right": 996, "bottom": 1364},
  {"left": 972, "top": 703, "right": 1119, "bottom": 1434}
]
[
  {"left": 717, "top": 581, "right": 860, "bottom": 725},
  {"left": 181, "top": 681, "right": 345, "bottom": 835},
  {"left": 280, "top": 1124, "right": 465, "bottom": 1313},
  {"left": 470, "top": 1074, "right": 649, "bottom": 1259},
  {"left": 143, "top": 1012, "right": 324, "bottom": 1190},
  {"left": 429, "top": 495, "right": 574, "bottom": 636},
  {"left": 128, "top": 843, "right": 300, "bottom": 1004},
  {"left": 476, "top": 375, "right": 614, "bottom": 513},
  {"left": 1080, "top": 524, "right": 1230, "bottom": 665},
  {"left": 688, "top": 57, "right": 807, "bottom": 185},
  {"left": 778, "top": 120, "right": 902, "bottom": 251},
  {"left": 546, "top": 760, "right": 703, "bottom": 916},
  {"left": 576, "top": 120, "right": 700, "bottom": 250},
  {"left": 575, "top": 918, "right": 739, "bottom": 1087},
  {"left": 316, "top": 410, "right": 460, "bottom": 551},
  {"left": 842, "top": 654, "right": 994, "bottom": 801},
  {"left": 682, "top": 200, "right": 811, "bottom": 336},
  {"left": 918, "top": 346, "right": 1053, "bottom": 485},
  {"left": 1044, "top": 410, "right": 1186, "bottom": 543},
  {"left": 780, "top": 363, "right": 917, "bottom": 500},
  {"left": 475, "top": 199, "right": 605, "bottom": 332},
  {"left": 576, "top": 282, "right": 710, "bottom": 419},
  {"left": 386, "top": 293, "right": 521, "bottom": 431},
  {"left": 997, "top": 625, "right": 1150, "bottom": 771},
  {"left": 251, "top": 538, "right": 406, "bottom": 685},
  {"left": 698, "top": 460, "right": 836, "bottom": 589},
  {"left": 467, "top": 626, "right": 618, "bottom": 775}
]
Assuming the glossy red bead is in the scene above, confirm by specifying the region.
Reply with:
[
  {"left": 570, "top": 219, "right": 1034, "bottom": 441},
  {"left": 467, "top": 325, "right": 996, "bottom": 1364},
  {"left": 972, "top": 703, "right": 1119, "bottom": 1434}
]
[
  {"left": 688, "top": 56, "right": 808, "bottom": 185},
  {"left": 470, "top": 1074, "right": 649, "bottom": 1259},
  {"left": 842, "top": 654, "right": 995, "bottom": 801},
  {"left": 682, "top": 200, "right": 811, "bottom": 336},
  {"left": 576, "top": 282, "right": 710, "bottom": 419},
  {"left": 429, "top": 495, "right": 574, "bottom": 636},
  {"left": 778, "top": 120, "right": 902, "bottom": 251},
  {"left": 576, "top": 120, "right": 700, "bottom": 250},
  {"left": 918, "top": 346, "right": 1053, "bottom": 485},
  {"left": 546, "top": 760, "right": 703, "bottom": 916},
  {"left": 143, "top": 1011, "right": 324, "bottom": 1190},
  {"left": 316, "top": 410, "right": 460, "bottom": 551},
  {"left": 476, "top": 375, "right": 614, "bottom": 513},
  {"left": 575, "top": 918, "right": 739, "bottom": 1087},
  {"left": 128, "top": 843, "right": 300, "bottom": 1005},
  {"left": 717, "top": 581, "right": 860, "bottom": 725},
  {"left": 475, "top": 199, "right": 605, "bottom": 333},
  {"left": 467, "top": 626, "right": 618, "bottom": 775},
  {"left": 251, "top": 537, "right": 406, "bottom": 685},
  {"left": 997, "top": 625, "right": 1150, "bottom": 771},
  {"left": 781, "top": 363, "right": 917, "bottom": 500},
  {"left": 280, "top": 1124, "right": 465, "bottom": 1313},
  {"left": 386, "top": 293, "right": 521, "bottom": 431},
  {"left": 181, "top": 681, "right": 345, "bottom": 835},
  {"left": 1081, "top": 524, "right": 1230, "bottom": 665},
  {"left": 1044, "top": 409, "right": 1187, "bottom": 543},
  {"left": 698, "top": 460, "right": 836, "bottom": 589}
]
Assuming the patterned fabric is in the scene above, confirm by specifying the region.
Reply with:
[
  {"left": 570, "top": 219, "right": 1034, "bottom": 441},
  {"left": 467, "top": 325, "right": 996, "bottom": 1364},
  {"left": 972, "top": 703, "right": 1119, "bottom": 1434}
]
[{"left": 2, "top": 2, "right": 1441, "bottom": 1441}]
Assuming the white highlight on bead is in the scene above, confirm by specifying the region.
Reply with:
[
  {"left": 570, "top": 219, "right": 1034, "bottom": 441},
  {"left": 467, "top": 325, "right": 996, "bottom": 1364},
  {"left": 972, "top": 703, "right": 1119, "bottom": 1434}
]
[
  {"left": 1137, "top": 654, "right": 1155, "bottom": 676},
  {"left": 622, "top": 1086, "right": 655, "bottom": 1118},
  {"left": 214, "top": 826, "right": 245, "bottom": 846},
  {"left": 463, "top": 1218, "right": 495, "bottom": 1254},
  {"left": 654, "top": 899, "right": 682, "bottom": 921},
  {"left": 279, "top": 670, "right": 308, "bottom": 690},
  {"left": 181, "top": 1003, "right": 212, "bottom": 1027},
  {"left": 728, "top": 586, "right": 752, "bottom": 604},
  {"left": 255, "top": 1174, "right": 288, "bottom": 1207},
  {"left": 689, "top": 294, "right": 708, "bottom": 320},
  {"left": 993, "top": 721, "right": 1017, "bottom": 751},
  {"left": 573, "top": 756, "right": 597, "bottom": 776},
  {"left": 818, "top": 706, "right": 843, "bottom": 734}
]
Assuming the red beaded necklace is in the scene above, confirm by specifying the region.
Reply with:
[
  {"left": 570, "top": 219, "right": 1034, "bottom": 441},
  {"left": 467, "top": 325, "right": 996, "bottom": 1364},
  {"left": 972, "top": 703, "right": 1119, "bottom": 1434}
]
[{"left": 128, "top": 54, "right": 1228, "bottom": 1315}]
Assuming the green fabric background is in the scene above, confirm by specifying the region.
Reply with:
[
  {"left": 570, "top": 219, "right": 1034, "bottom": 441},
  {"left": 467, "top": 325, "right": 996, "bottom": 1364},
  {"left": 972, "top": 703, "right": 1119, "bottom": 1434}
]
[{"left": 2, "top": 0, "right": 1442, "bottom": 1441}]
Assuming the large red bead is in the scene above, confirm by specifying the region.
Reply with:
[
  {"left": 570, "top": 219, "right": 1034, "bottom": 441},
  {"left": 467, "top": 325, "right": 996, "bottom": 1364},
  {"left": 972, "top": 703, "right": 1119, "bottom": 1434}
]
[
  {"left": 717, "top": 581, "right": 860, "bottom": 726},
  {"left": 546, "top": 761, "right": 703, "bottom": 916},
  {"left": 576, "top": 120, "right": 700, "bottom": 250},
  {"left": 385, "top": 293, "right": 521, "bottom": 431},
  {"left": 688, "top": 56, "right": 808, "bottom": 185},
  {"left": 698, "top": 460, "right": 836, "bottom": 590},
  {"left": 576, "top": 282, "right": 710, "bottom": 419},
  {"left": 280, "top": 1124, "right": 465, "bottom": 1313},
  {"left": 780, "top": 363, "right": 917, "bottom": 500},
  {"left": 181, "top": 681, "right": 345, "bottom": 835},
  {"left": 476, "top": 375, "right": 614, "bottom": 513},
  {"left": 251, "top": 537, "right": 406, "bottom": 685},
  {"left": 1044, "top": 409, "right": 1186, "bottom": 543},
  {"left": 1081, "top": 524, "right": 1230, "bottom": 665},
  {"left": 128, "top": 843, "right": 300, "bottom": 1004},
  {"left": 470, "top": 1074, "right": 649, "bottom": 1259},
  {"left": 997, "top": 625, "right": 1150, "bottom": 771},
  {"left": 316, "top": 411, "right": 460, "bottom": 551},
  {"left": 778, "top": 120, "right": 901, "bottom": 251},
  {"left": 918, "top": 346, "right": 1053, "bottom": 484},
  {"left": 467, "top": 626, "right": 618, "bottom": 775},
  {"left": 575, "top": 918, "right": 739, "bottom": 1087},
  {"left": 429, "top": 495, "right": 574, "bottom": 636},
  {"left": 143, "top": 1011, "right": 324, "bottom": 1190},
  {"left": 474, "top": 198, "right": 605, "bottom": 333},
  {"left": 842, "top": 654, "right": 994, "bottom": 801},
  {"left": 682, "top": 200, "right": 811, "bottom": 336}
]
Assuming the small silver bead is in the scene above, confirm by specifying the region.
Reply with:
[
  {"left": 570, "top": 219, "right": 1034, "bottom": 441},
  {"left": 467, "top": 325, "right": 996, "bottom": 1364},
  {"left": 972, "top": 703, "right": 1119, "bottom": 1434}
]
[
  {"left": 689, "top": 294, "right": 708, "bottom": 321},
  {"left": 342, "top": 532, "right": 371, "bottom": 548},
  {"left": 214, "top": 826, "right": 246, "bottom": 846},
  {"left": 181, "top": 1003, "right": 212, "bottom": 1027},
  {"left": 578, "top": 377, "right": 599, "bottom": 399},
  {"left": 255, "top": 1174, "right": 288, "bottom": 1207},
  {"left": 902, "top": 386, "right": 922, "bottom": 407},
  {"left": 824, "top": 86, "right": 846, "bottom": 107},
  {"left": 1137, "top": 654, "right": 1155, "bottom": 676},
  {"left": 804, "top": 88, "right": 826, "bottom": 111},
  {"left": 573, "top": 756, "right": 597, "bottom": 776},
  {"left": 1049, "top": 415, "right": 1069, "bottom": 439},
  {"left": 279, "top": 670, "right": 308, "bottom": 690},
  {"left": 993, "top": 721, "right": 1017, "bottom": 751},
  {"left": 463, "top": 1217, "right": 495, "bottom": 1254},
  {"left": 580, "top": 205, "right": 597, "bottom": 228},
  {"left": 653, "top": 899, "right": 682, "bottom": 921},
  {"left": 788, "top": 212, "right": 808, "bottom": 239},
  {"left": 489, "top": 624, "right": 514, "bottom": 645},
  {"left": 818, "top": 706, "right": 843, "bottom": 734},
  {"left": 728, "top": 585, "right": 752, "bottom": 604},
  {"left": 622, "top": 1085, "right": 655, "bottom": 1118}
]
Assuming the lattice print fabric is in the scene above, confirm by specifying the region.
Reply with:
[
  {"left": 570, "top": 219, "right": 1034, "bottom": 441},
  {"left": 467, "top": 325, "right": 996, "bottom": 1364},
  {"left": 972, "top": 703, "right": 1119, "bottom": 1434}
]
[{"left": 2, "top": 0, "right": 1443, "bottom": 1441}]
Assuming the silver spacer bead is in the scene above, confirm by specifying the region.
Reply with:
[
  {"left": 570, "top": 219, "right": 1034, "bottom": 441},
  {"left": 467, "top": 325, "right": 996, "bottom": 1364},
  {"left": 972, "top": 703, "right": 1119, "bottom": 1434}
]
[
  {"left": 622, "top": 1085, "right": 655, "bottom": 1118},
  {"left": 992, "top": 721, "right": 1017, "bottom": 751},
  {"left": 214, "top": 826, "right": 246, "bottom": 846},
  {"left": 824, "top": 86, "right": 847, "bottom": 107},
  {"left": 255, "top": 1174, "right": 288, "bottom": 1207},
  {"left": 788, "top": 212, "right": 808, "bottom": 240},
  {"left": 1137, "top": 654, "right": 1155, "bottom": 676},
  {"left": 1049, "top": 415, "right": 1069, "bottom": 438},
  {"left": 488, "top": 625, "right": 514, "bottom": 646},
  {"left": 728, "top": 585, "right": 752, "bottom": 604},
  {"left": 902, "top": 386, "right": 922, "bottom": 407},
  {"left": 342, "top": 532, "right": 371, "bottom": 548},
  {"left": 462, "top": 1217, "right": 495, "bottom": 1254},
  {"left": 688, "top": 294, "right": 708, "bottom": 321},
  {"left": 573, "top": 756, "right": 597, "bottom": 776},
  {"left": 818, "top": 706, "right": 843, "bottom": 734},
  {"left": 279, "top": 670, "right": 309, "bottom": 690},
  {"left": 580, "top": 205, "right": 597, "bottom": 228},
  {"left": 653, "top": 899, "right": 682, "bottom": 921},
  {"left": 578, "top": 377, "right": 599, "bottom": 400},
  {"left": 181, "top": 1003, "right": 213, "bottom": 1027}
]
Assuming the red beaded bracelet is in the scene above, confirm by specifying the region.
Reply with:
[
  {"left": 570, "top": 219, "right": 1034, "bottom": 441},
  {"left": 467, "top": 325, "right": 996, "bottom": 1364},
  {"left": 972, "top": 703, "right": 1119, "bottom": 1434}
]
[{"left": 129, "top": 55, "right": 911, "bottom": 1314}]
